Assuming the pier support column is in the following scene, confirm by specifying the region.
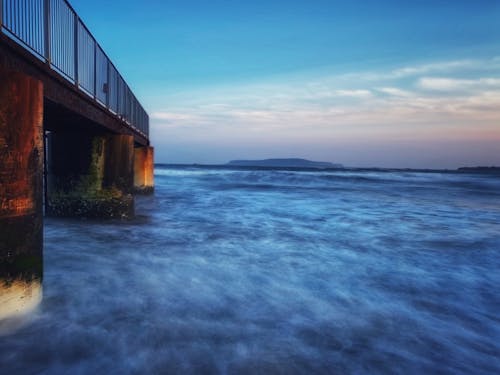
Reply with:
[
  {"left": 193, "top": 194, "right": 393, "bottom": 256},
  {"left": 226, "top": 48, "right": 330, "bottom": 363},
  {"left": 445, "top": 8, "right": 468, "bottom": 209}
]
[
  {"left": 134, "top": 146, "right": 154, "bottom": 194},
  {"left": 47, "top": 132, "right": 134, "bottom": 219},
  {"left": 104, "top": 135, "right": 134, "bottom": 193},
  {"left": 0, "top": 68, "right": 43, "bottom": 320}
]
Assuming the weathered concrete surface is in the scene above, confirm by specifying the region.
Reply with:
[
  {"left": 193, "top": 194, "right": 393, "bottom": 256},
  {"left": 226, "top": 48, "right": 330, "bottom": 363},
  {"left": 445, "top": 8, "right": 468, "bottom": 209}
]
[
  {"left": 104, "top": 135, "right": 134, "bottom": 193},
  {"left": 47, "top": 133, "right": 134, "bottom": 219},
  {"left": 134, "top": 146, "right": 155, "bottom": 194},
  {"left": 47, "top": 133, "right": 105, "bottom": 195},
  {"left": 0, "top": 68, "right": 44, "bottom": 286}
]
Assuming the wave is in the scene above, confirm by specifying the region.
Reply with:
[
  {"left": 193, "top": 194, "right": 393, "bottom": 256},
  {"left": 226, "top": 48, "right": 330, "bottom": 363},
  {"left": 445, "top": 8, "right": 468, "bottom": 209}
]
[{"left": 154, "top": 166, "right": 500, "bottom": 196}]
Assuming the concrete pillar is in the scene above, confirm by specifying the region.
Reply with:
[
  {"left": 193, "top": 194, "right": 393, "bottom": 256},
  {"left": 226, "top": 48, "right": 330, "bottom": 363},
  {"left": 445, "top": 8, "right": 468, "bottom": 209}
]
[
  {"left": 104, "top": 134, "right": 134, "bottom": 193},
  {"left": 0, "top": 68, "right": 44, "bottom": 320},
  {"left": 47, "top": 132, "right": 134, "bottom": 219},
  {"left": 47, "top": 132, "right": 106, "bottom": 196},
  {"left": 134, "top": 146, "right": 154, "bottom": 194}
]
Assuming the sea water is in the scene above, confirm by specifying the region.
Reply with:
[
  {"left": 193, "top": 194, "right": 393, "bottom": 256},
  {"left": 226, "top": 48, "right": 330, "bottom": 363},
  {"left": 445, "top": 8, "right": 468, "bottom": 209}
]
[{"left": 1, "top": 166, "right": 499, "bottom": 374}]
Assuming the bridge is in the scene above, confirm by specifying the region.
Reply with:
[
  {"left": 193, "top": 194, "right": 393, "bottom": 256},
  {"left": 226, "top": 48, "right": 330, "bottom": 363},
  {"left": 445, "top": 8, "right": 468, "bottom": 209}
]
[{"left": 0, "top": 0, "right": 154, "bottom": 317}]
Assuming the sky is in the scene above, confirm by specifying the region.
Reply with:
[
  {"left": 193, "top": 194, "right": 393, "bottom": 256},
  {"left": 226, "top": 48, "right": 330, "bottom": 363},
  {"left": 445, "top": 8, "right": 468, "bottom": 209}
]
[{"left": 71, "top": 0, "right": 500, "bottom": 168}]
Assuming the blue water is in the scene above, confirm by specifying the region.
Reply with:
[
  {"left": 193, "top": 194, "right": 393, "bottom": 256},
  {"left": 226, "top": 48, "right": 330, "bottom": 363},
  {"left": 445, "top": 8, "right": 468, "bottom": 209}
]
[{"left": 1, "top": 166, "right": 500, "bottom": 374}]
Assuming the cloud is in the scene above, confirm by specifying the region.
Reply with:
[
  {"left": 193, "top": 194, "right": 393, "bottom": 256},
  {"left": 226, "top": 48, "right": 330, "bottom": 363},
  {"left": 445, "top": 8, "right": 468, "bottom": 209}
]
[
  {"left": 340, "top": 57, "right": 500, "bottom": 82},
  {"left": 151, "top": 112, "right": 199, "bottom": 121},
  {"left": 334, "top": 89, "right": 372, "bottom": 98},
  {"left": 150, "top": 57, "right": 500, "bottom": 149},
  {"left": 418, "top": 77, "right": 500, "bottom": 91},
  {"left": 461, "top": 90, "right": 500, "bottom": 112},
  {"left": 376, "top": 87, "right": 414, "bottom": 97},
  {"left": 389, "top": 60, "right": 479, "bottom": 78}
]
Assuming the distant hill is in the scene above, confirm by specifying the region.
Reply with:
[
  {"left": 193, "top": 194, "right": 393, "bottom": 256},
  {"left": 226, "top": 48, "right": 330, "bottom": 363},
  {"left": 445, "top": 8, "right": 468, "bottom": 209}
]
[{"left": 227, "top": 158, "right": 343, "bottom": 168}]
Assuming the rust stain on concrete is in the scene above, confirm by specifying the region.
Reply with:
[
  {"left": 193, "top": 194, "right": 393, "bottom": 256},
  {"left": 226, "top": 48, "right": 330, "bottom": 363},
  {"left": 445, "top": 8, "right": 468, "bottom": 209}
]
[{"left": 0, "top": 69, "right": 43, "bottom": 219}]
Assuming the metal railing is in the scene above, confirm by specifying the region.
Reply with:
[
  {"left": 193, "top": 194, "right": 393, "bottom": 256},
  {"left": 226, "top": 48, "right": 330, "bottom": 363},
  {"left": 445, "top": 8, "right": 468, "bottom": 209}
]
[{"left": 0, "top": 0, "right": 149, "bottom": 138}]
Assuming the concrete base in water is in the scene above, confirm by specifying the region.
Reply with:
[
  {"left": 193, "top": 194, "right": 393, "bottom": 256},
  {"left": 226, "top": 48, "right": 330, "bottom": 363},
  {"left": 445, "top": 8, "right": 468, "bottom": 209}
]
[
  {"left": 134, "top": 146, "right": 155, "bottom": 194},
  {"left": 0, "top": 68, "right": 44, "bottom": 320},
  {"left": 47, "top": 193, "right": 134, "bottom": 219},
  {"left": 46, "top": 132, "right": 135, "bottom": 219}
]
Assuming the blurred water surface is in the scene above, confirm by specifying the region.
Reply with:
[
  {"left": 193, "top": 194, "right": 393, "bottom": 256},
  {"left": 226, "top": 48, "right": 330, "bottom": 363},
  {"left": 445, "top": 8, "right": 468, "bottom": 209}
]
[{"left": 1, "top": 166, "right": 499, "bottom": 374}]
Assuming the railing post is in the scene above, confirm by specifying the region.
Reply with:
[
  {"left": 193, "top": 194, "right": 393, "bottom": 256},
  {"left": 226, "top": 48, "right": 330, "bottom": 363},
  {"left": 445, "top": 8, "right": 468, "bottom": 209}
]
[
  {"left": 93, "top": 41, "right": 96, "bottom": 99},
  {"left": 0, "top": 0, "right": 3, "bottom": 30},
  {"left": 74, "top": 14, "right": 78, "bottom": 87},
  {"left": 106, "top": 59, "right": 110, "bottom": 109},
  {"left": 44, "top": 0, "right": 51, "bottom": 64}
]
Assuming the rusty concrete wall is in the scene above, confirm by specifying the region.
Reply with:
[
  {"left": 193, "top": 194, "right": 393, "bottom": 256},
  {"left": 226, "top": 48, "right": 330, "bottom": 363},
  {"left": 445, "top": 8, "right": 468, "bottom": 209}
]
[
  {"left": 0, "top": 68, "right": 44, "bottom": 284},
  {"left": 134, "top": 146, "right": 155, "bottom": 194}
]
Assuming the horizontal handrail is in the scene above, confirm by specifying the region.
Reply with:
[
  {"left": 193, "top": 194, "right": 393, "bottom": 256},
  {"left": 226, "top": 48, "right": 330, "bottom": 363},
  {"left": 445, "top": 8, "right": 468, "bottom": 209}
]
[{"left": 0, "top": 0, "right": 149, "bottom": 138}]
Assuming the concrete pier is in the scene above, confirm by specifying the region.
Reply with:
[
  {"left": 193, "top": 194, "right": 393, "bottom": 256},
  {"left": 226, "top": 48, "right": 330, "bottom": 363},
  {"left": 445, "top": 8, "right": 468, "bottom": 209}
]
[
  {"left": 134, "top": 146, "right": 155, "bottom": 194},
  {"left": 1, "top": 2, "right": 152, "bottom": 329},
  {"left": 0, "top": 68, "right": 44, "bottom": 318},
  {"left": 46, "top": 132, "right": 134, "bottom": 219}
]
